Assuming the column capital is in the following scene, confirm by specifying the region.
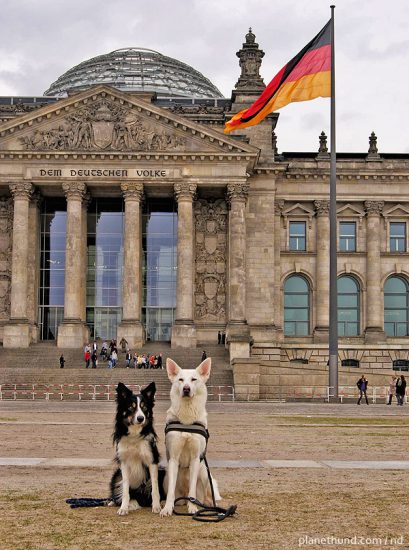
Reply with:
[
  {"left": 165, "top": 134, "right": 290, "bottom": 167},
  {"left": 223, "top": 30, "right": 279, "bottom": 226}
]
[
  {"left": 121, "top": 182, "right": 144, "bottom": 201},
  {"left": 364, "top": 200, "right": 384, "bottom": 216},
  {"left": 174, "top": 182, "right": 197, "bottom": 202},
  {"left": 274, "top": 199, "right": 285, "bottom": 215},
  {"left": 9, "top": 182, "right": 34, "bottom": 200},
  {"left": 226, "top": 183, "right": 249, "bottom": 205},
  {"left": 62, "top": 182, "right": 87, "bottom": 201},
  {"left": 314, "top": 199, "right": 330, "bottom": 217}
]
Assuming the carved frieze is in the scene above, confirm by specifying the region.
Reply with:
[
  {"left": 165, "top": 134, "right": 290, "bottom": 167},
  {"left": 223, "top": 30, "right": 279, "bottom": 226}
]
[
  {"left": 365, "top": 200, "right": 384, "bottom": 216},
  {"left": 314, "top": 199, "right": 330, "bottom": 217},
  {"left": 194, "top": 199, "right": 227, "bottom": 322},
  {"left": 0, "top": 197, "right": 13, "bottom": 319},
  {"left": 19, "top": 99, "right": 187, "bottom": 152}
]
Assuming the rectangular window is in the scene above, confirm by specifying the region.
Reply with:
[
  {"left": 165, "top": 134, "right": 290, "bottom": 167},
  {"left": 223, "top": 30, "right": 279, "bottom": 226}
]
[
  {"left": 289, "top": 221, "right": 306, "bottom": 251},
  {"left": 390, "top": 222, "right": 406, "bottom": 252},
  {"left": 339, "top": 222, "right": 356, "bottom": 252}
]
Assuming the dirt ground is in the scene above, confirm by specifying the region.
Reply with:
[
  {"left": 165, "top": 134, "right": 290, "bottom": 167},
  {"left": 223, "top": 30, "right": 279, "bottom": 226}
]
[{"left": 1, "top": 401, "right": 408, "bottom": 549}]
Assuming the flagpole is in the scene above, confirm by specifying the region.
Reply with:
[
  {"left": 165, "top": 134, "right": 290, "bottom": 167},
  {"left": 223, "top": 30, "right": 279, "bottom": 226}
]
[{"left": 329, "top": 4, "right": 338, "bottom": 400}]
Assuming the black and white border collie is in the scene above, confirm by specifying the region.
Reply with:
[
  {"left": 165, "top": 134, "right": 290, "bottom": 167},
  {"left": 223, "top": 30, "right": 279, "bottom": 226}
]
[{"left": 110, "top": 382, "right": 165, "bottom": 515}]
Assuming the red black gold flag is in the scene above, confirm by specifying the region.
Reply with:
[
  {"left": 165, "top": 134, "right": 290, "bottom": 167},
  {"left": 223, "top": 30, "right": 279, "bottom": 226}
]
[{"left": 224, "top": 20, "right": 331, "bottom": 133}]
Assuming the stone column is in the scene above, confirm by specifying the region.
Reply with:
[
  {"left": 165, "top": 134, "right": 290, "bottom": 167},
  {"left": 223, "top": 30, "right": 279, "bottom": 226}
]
[
  {"left": 314, "top": 200, "right": 330, "bottom": 342},
  {"left": 27, "top": 191, "right": 42, "bottom": 343},
  {"left": 57, "top": 182, "right": 89, "bottom": 348},
  {"left": 274, "top": 199, "right": 285, "bottom": 341},
  {"left": 117, "top": 182, "right": 144, "bottom": 348},
  {"left": 172, "top": 182, "right": 197, "bottom": 349},
  {"left": 3, "top": 182, "right": 34, "bottom": 348},
  {"left": 364, "top": 200, "right": 385, "bottom": 342},
  {"left": 226, "top": 182, "right": 250, "bottom": 359}
]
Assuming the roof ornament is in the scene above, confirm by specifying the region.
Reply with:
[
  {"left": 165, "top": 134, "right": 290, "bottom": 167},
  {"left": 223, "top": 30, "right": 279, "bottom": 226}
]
[
  {"left": 234, "top": 28, "right": 265, "bottom": 92},
  {"left": 317, "top": 131, "right": 329, "bottom": 159},
  {"left": 366, "top": 131, "right": 381, "bottom": 161}
]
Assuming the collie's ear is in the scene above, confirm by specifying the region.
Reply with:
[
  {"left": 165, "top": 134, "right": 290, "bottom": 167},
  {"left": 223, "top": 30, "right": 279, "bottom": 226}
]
[
  {"left": 116, "top": 382, "right": 131, "bottom": 400},
  {"left": 141, "top": 381, "right": 156, "bottom": 402},
  {"left": 166, "top": 358, "right": 181, "bottom": 381},
  {"left": 196, "top": 357, "right": 211, "bottom": 382}
]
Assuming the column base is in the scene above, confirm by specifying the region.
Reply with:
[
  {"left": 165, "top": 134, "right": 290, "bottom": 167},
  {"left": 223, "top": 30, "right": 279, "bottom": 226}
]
[
  {"left": 364, "top": 327, "right": 386, "bottom": 343},
  {"left": 313, "top": 326, "right": 329, "bottom": 343},
  {"left": 57, "top": 320, "right": 89, "bottom": 348},
  {"left": 171, "top": 323, "right": 197, "bottom": 349},
  {"left": 227, "top": 322, "right": 251, "bottom": 360},
  {"left": 117, "top": 321, "right": 144, "bottom": 350},
  {"left": 3, "top": 320, "right": 32, "bottom": 348}
]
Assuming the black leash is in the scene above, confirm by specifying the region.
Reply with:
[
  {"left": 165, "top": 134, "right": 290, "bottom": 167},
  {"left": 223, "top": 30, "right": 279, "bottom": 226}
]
[{"left": 65, "top": 497, "right": 112, "bottom": 508}]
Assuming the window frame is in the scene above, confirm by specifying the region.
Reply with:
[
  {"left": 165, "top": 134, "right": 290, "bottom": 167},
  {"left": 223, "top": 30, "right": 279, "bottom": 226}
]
[
  {"left": 284, "top": 274, "right": 310, "bottom": 337},
  {"left": 389, "top": 221, "right": 407, "bottom": 253},
  {"left": 339, "top": 221, "right": 357, "bottom": 252},
  {"left": 289, "top": 220, "right": 307, "bottom": 252},
  {"left": 337, "top": 275, "right": 360, "bottom": 337},
  {"left": 384, "top": 275, "right": 409, "bottom": 337}
]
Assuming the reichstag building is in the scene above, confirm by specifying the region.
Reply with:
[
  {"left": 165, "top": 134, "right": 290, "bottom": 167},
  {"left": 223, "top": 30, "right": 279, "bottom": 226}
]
[{"left": 0, "top": 31, "right": 408, "bottom": 376}]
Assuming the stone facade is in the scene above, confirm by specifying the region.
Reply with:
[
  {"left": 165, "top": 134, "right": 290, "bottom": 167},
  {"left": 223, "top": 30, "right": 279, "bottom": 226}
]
[{"left": 0, "top": 31, "right": 408, "bottom": 395}]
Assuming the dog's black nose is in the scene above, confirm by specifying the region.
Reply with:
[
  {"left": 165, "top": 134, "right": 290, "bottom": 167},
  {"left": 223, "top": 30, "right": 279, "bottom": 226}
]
[
  {"left": 136, "top": 415, "right": 145, "bottom": 423},
  {"left": 183, "top": 386, "right": 191, "bottom": 396}
]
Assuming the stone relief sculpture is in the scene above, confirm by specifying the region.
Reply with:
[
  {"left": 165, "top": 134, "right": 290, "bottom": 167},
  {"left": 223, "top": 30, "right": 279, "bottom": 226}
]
[
  {"left": 19, "top": 99, "right": 187, "bottom": 152},
  {"left": 194, "top": 199, "right": 227, "bottom": 322},
  {"left": 0, "top": 197, "right": 13, "bottom": 319}
]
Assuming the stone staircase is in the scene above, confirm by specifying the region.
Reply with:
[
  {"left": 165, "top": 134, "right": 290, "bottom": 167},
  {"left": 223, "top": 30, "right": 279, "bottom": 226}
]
[{"left": 0, "top": 342, "right": 233, "bottom": 400}]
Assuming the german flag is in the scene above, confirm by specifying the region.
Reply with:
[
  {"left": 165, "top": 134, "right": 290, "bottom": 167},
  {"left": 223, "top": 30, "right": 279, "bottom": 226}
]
[{"left": 224, "top": 20, "right": 331, "bottom": 133}]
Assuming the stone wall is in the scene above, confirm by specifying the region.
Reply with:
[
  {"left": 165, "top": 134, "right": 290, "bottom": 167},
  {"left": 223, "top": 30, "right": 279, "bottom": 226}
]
[{"left": 0, "top": 197, "right": 13, "bottom": 340}]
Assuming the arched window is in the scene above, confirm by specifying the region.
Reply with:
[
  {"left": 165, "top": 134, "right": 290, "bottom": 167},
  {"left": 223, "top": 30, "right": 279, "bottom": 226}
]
[
  {"left": 338, "top": 276, "right": 360, "bottom": 336},
  {"left": 284, "top": 275, "right": 310, "bottom": 336},
  {"left": 384, "top": 276, "right": 409, "bottom": 336}
]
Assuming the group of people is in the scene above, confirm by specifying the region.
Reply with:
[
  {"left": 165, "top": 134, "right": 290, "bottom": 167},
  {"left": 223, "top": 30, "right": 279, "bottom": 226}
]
[
  {"left": 356, "top": 374, "right": 407, "bottom": 405},
  {"left": 82, "top": 339, "right": 164, "bottom": 370}
]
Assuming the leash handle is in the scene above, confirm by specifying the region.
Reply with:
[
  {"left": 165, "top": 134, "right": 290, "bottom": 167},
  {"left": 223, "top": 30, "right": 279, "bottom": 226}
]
[{"left": 173, "top": 496, "right": 237, "bottom": 522}]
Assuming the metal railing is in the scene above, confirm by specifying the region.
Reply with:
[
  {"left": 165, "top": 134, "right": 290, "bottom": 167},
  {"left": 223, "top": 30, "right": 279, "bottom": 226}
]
[{"left": 0, "top": 383, "right": 235, "bottom": 402}]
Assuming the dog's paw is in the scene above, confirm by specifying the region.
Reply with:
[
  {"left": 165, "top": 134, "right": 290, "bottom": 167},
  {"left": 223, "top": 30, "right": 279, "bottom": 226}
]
[
  {"left": 187, "top": 501, "right": 198, "bottom": 515},
  {"left": 118, "top": 507, "right": 129, "bottom": 516},
  {"left": 160, "top": 505, "right": 173, "bottom": 517},
  {"left": 152, "top": 502, "right": 161, "bottom": 514},
  {"left": 128, "top": 501, "right": 140, "bottom": 511}
]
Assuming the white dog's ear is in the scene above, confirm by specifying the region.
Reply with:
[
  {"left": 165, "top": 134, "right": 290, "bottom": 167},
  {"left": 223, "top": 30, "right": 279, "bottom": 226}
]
[
  {"left": 196, "top": 357, "right": 211, "bottom": 382},
  {"left": 166, "top": 358, "right": 181, "bottom": 381}
]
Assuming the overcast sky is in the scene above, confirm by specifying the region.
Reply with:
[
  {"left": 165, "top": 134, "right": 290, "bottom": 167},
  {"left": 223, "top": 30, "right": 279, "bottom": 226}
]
[{"left": 1, "top": 0, "right": 407, "bottom": 153}]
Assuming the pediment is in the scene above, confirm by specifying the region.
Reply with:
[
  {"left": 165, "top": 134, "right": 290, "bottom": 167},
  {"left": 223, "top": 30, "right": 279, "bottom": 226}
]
[
  {"left": 383, "top": 204, "right": 409, "bottom": 218},
  {"left": 337, "top": 203, "right": 365, "bottom": 218},
  {"left": 0, "top": 85, "right": 258, "bottom": 157},
  {"left": 282, "top": 203, "right": 314, "bottom": 217}
]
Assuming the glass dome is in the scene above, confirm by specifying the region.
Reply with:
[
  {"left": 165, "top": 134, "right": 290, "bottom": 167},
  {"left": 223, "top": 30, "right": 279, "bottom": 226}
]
[{"left": 44, "top": 47, "right": 223, "bottom": 99}]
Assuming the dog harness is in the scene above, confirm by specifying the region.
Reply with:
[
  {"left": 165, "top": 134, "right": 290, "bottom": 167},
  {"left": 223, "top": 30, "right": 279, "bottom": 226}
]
[{"left": 165, "top": 421, "right": 209, "bottom": 460}]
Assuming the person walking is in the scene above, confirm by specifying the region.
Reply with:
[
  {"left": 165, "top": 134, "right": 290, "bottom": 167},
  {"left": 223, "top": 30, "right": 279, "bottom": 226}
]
[
  {"left": 59, "top": 354, "right": 65, "bottom": 369},
  {"left": 201, "top": 350, "right": 207, "bottom": 361},
  {"left": 119, "top": 337, "right": 128, "bottom": 354},
  {"left": 387, "top": 376, "right": 397, "bottom": 405},
  {"left": 125, "top": 350, "right": 131, "bottom": 368},
  {"left": 157, "top": 353, "right": 163, "bottom": 369},
  {"left": 111, "top": 349, "right": 118, "bottom": 368},
  {"left": 357, "top": 375, "right": 369, "bottom": 405},
  {"left": 91, "top": 349, "right": 98, "bottom": 369},
  {"left": 396, "top": 375, "right": 407, "bottom": 406}
]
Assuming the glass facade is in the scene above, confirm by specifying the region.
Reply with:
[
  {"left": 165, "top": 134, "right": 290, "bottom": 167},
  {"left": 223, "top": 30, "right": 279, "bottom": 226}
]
[
  {"left": 289, "top": 221, "right": 306, "bottom": 251},
  {"left": 384, "top": 276, "right": 409, "bottom": 336},
  {"left": 86, "top": 199, "right": 124, "bottom": 339},
  {"left": 39, "top": 199, "right": 67, "bottom": 340},
  {"left": 338, "top": 276, "right": 360, "bottom": 336},
  {"left": 142, "top": 199, "right": 177, "bottom": 341},
  {"left": 284, "top": 275, "right": 310, "bottom": 336},
  {"left": 339, "top": 222, "right": 356, "bottom": 252},
  {"left": 390, "top": 222, "right": 406, "bottom": 252}
]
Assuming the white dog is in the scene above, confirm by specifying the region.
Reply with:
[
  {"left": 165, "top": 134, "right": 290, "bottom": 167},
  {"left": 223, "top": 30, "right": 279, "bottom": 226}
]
[{"left": 160, "top": 357, "right": 221, "bottom": 517}]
